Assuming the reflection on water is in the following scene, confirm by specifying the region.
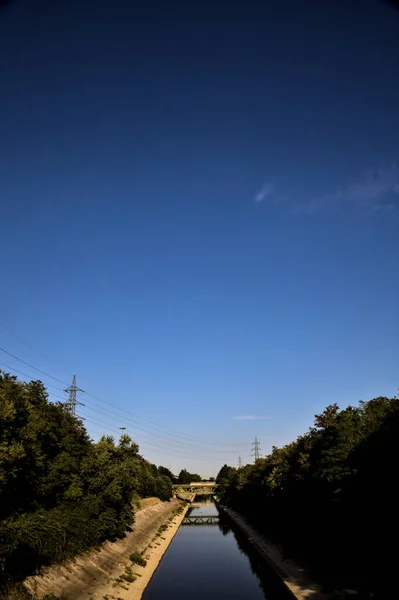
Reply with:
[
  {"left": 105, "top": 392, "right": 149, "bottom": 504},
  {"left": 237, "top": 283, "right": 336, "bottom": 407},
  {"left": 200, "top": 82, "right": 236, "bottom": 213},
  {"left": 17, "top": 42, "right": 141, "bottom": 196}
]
[
  {"left": 142, "top": 497, "right": 292, "bottom": 600},
  {"left": 186, "top": 497, "right": 219, "bottom": 516}
]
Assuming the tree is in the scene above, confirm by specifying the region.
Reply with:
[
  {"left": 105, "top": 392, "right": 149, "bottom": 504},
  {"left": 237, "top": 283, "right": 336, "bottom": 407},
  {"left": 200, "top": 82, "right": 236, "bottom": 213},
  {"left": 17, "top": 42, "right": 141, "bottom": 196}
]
[
  {"left": 219, "top": 394, "right": 399, "bottom": 597},
  {"left": 0, "top": 371, "right": 172, "bottom": 589},
  {"left": 177, "top": 469, "right": 201, "bottom": 484},
  {"left": 216, "top": 464, "right": 235, "bottom": 485},
  {"left": 158, "top": 466, "right": 177, "bottom": 483}
]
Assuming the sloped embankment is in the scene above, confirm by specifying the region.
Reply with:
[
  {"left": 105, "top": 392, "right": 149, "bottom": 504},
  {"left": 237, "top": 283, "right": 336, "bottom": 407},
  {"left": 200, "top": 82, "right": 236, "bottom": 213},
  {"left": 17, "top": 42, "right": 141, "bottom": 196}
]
[
  {"left": 25, "top": 497, "right": 187, "bottom": 600},
  {"left": 220, "top": 505, "right": 329, "bottom": 600}
]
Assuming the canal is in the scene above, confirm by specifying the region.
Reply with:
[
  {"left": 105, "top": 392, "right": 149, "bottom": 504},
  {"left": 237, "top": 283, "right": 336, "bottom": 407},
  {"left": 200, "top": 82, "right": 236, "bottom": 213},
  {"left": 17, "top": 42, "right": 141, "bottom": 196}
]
[{"left": 142, "top": 497, "right": 292, "bottom": 599}]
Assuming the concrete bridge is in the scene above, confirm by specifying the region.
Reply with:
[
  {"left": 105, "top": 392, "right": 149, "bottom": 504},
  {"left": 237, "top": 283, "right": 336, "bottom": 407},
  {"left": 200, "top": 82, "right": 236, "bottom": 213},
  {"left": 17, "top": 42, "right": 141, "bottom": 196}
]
[{"left": 173, "top": 483, "right": 217, "bottom": 494}]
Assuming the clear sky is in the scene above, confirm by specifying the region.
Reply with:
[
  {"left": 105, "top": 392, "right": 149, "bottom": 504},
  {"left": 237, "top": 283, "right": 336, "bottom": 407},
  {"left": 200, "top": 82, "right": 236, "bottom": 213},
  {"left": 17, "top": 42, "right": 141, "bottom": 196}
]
[{"left": 1, "top": 0, "right": 398, "bottom": 476}]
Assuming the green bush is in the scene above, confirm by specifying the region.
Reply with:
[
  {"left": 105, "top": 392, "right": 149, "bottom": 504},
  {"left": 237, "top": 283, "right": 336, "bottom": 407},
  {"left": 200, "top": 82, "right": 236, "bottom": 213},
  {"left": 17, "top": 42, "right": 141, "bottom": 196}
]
[
  {"left": 128, "top": 552, "right": 147, "bottom": 567},
  {"left": 120, "top": 567, "right": 136, "bottom": 584}
]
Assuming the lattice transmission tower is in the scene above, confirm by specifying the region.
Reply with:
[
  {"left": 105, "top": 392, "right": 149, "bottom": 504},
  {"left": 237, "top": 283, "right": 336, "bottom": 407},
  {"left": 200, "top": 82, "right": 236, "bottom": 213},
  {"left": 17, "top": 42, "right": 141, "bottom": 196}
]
[
  {"left": 64, "top": 375, "right": 84, "bottom": 416},
  {"left": 251, "top": 437, "right": 261, "bottom": 461}
]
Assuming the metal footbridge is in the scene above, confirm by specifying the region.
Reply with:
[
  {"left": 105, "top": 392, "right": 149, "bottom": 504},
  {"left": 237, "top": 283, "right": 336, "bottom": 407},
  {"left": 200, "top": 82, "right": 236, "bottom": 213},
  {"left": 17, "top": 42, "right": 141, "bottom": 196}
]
[{"left": 182, "top": 514, "right": 219, "bottom": 525}]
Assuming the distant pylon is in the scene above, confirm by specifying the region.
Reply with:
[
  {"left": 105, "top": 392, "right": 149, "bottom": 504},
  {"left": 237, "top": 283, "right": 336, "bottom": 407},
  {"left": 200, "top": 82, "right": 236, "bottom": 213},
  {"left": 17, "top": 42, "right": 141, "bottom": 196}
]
[
  {"left": 238, "top": 455, "right": 242, "bottom": 468},
  {"left": 64, "top": 375, "right": 84, "bottom": 416},
  {"left": 251, "top": 437, "right": 261, "bottom": 461}
]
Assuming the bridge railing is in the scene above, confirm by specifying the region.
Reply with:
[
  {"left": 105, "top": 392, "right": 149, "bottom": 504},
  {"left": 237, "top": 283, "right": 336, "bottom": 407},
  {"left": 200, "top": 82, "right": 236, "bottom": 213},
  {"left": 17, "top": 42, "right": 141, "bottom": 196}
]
[
  {"left": 172, "top": 483, "right": 217, "bottom": 493},
  {"left": 182, "top": 515, "right": 219, "bottom": 525}
]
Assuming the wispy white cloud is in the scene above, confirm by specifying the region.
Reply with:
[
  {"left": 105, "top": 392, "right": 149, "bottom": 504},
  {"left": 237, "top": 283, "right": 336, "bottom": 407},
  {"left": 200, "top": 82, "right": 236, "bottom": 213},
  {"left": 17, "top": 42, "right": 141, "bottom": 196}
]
[
  {"left": 254, "top": 182, "right": 273, "bottom": 203},
  {"left": 233, "top": 415, "right": 271, "bottom": 421},
  {"left": 296, "top": 164, "right": 399, "bottom": 215},
  {"left": 344, "top": 165, "right": 399, "bottom": 205}
]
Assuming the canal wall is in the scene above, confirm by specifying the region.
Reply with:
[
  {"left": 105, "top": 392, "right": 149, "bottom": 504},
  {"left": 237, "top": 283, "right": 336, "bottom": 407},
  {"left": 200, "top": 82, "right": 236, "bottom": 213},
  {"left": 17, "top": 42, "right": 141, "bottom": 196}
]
[
  {"left": 219, "top": 505, "right": 330, "bottom": 600},
  {"left": 25, "top": 497, "right": 189, "bottom": 600},
  {"left": 176, "top": 491, "right": 196, "bottom": 502}
]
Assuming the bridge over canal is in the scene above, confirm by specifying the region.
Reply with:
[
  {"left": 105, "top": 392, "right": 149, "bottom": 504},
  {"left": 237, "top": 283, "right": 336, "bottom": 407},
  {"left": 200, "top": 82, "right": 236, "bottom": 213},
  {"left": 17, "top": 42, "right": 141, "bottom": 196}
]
[
  {"left": 172, "top": 483, "right": 217, "bottom": 494},
  {"left": 182, "top": 514, "right": 219, "bottom": 525}
]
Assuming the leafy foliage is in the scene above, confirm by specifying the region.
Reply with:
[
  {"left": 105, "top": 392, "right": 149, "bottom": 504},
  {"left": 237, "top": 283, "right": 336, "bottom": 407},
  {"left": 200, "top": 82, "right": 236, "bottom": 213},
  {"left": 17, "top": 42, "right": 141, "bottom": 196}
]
[
  {"left": 219, "top": 395, "right": 399, "bottom": 597},
  {"left": 0, "top": 372, "right": 172, "bottom": 587},
  {"left": 177, "top": 469, "right": 201, "bottom": 484},
  {"left": 216, "top": 464, "right": 236, "bottom": 486},
  {"left": 129, "top": 552, "right": 147, "bottom": 567},
  {"left": 158, "top": 466, "right": 177, "bottom": 483}
]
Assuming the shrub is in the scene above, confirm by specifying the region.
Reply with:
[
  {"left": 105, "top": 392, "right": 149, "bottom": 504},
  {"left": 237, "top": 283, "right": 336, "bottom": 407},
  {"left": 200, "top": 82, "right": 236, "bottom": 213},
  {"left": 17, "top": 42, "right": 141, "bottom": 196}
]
[{"left": 129, "top": 552, "right": 147, "bottom": 567}]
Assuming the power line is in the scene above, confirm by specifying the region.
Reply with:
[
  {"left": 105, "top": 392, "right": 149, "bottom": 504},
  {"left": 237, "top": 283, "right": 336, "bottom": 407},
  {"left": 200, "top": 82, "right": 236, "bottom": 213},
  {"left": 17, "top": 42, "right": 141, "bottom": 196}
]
[
  {"left": 83, "top": 402, "right": 243, "bottom": 453},
  {"left": 0, "top": 345, "right": 245, "bottom": 452},
  {"left": 43, "top": 384, "right": 251, "bottom": 459},
  {"left": 1, "top": 328, "right": 225, "bottom": 446},
  {"left": 238, "top": 455, "right": 242, "bottom": 468},
  {"left": 0, "top": 362, "right": 66, "bottom": 391},
  {"left": 0, "top": 344, "right": 227, "bottom": 447},
  {"left": 1, "top": 359, "right": 248, "bottom": 460},
  {"left": 0, "top": 330, "right": 225, "bottom": 452},
  {"left": 47, "top": 385, "right": 248, "bottom": 455},
  {"left": 83, "top": 388, "right": 229, "bottom": 447},
  {"left": 0, "top": 351, "right": 246, "bottom": 463},
  {"left": 80, "top": 415, "right": 218, "bottom": 461},
  {"left": 74, "top": 399, "right": 245, "bottom": 456},
  {"left": 0, "top": 323, "right": 52, "bottom": 363},
  {"left": 0, "top": 347, "right": 69, "bottom": 386}
]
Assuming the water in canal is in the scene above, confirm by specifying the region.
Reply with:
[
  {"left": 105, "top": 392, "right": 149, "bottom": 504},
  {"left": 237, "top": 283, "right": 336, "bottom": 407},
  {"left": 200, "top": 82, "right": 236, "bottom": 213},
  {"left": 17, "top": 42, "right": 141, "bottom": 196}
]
[{"left": 142, "top": 497, "right": 291, "bottom": 600}]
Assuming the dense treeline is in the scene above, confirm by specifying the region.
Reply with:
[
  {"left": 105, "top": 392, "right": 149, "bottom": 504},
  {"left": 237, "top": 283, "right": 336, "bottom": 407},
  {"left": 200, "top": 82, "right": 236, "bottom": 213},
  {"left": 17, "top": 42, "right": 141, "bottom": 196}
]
[
  {"left": 219, "top": 395, "right": 399, "bottom": 597},
  {"left": 0, "top": 372, "right": 172, "bottom": 588},
  {"left": 155, "top": 467, "right": 203, "bottom": 485},
  {"left": 177, "top": 469, "right": 202, "bottom": 484},
  {"left": 158, "top": 466, "right": 177, "bottom": 483}
]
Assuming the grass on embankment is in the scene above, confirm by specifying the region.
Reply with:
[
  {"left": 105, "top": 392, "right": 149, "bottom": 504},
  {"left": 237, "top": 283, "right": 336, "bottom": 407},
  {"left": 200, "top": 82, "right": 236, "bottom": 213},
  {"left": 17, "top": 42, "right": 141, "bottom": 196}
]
[{"left": 135, "top": 497, "right": 162, "bottom": 511}]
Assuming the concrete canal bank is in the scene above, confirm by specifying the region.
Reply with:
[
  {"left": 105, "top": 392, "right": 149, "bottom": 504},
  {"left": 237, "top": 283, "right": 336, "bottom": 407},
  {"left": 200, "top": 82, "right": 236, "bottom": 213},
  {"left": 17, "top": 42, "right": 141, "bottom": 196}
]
[
  {"left": 219, "top": 505, "right": 329, "bottom": 600},
  {"left": 25, "top": 497, "right": 189, "bottom": 600},
  {"left": 24, "top": 497, "right": 330, "bottom": 600}
]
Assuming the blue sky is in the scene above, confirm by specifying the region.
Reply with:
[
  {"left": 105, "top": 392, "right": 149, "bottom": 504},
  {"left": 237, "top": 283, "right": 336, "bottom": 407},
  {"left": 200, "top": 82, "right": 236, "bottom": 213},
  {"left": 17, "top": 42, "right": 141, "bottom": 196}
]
[{"left": 1, "top": 0, "right": 398, "bottom": 476}]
